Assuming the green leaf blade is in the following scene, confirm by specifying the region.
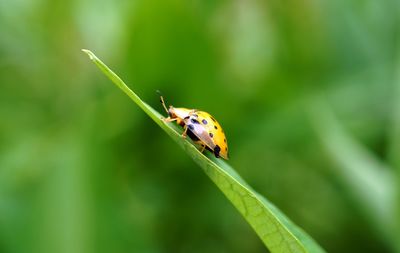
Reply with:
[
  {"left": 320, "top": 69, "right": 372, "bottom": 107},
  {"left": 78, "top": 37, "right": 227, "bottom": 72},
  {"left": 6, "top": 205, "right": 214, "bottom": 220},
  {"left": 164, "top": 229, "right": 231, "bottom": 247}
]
[
  {"left": 82, "top": 49, "right": 325, "bottom": 253},
  {"left": 308, "top": 98, "right": 397, "bottom": 250}
]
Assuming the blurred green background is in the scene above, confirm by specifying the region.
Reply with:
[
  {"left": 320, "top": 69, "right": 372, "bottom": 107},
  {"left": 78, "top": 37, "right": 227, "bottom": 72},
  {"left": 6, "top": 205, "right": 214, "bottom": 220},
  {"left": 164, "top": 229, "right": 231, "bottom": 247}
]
[{"left": 1, "top": 0, "right": 400, "bottom": 252}]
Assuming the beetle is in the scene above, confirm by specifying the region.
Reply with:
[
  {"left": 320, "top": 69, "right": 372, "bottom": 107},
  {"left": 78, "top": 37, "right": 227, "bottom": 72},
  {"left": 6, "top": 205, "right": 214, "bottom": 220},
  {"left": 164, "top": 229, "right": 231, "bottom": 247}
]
[{"left": 160, "top": 96, "right": 229, "bottom": 159}]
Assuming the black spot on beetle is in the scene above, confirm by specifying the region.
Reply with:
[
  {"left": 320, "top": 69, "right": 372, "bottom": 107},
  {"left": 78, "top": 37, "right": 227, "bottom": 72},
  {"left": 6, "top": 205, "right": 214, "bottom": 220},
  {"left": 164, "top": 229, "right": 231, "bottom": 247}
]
[
  {"left": 209, "top": 132, "right": 213, "bottom": 138},
  {"left": 191, "top": 118, "right": 200, "bottom": 124},
  {"left": 225, "top": 147, "right": 228, "bottom": 151},
  {"left": 224, "top": 138, "right": 226, "bottom": 143},
  {"left": 214, "top": 145, "right": 221, "bottom": 158},
  {"left": 211, "top": 117, "right": 216, "bottom": 122},
  {"left": 202, "top": 119, "right": 208, "bottom": 125},
  {"left": 188, "top": 124, "right": 194, "bottom": 130},
  {"left": 214, "top": 125, "right": 218, "bottom": 129}
]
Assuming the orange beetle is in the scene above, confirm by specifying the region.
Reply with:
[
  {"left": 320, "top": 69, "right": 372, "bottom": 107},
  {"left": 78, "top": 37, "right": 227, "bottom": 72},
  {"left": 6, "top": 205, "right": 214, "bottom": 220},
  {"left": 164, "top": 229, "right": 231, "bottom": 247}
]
[{"left": 160, "top": 96, "right": 228, "bottom": 159}]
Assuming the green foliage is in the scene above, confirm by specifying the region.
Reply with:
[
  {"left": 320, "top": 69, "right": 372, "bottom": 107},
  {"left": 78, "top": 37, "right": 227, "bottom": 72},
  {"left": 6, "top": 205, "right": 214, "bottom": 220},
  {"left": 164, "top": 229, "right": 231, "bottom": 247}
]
[
  {"left": 82, "top": 49, "right": 325, "bottom": 253},
  {"left": 309, "top": 98, "right": 400, "bottom": 252},
  {"left": 1, "top": 1, "right": 400, "bottom": 252}
]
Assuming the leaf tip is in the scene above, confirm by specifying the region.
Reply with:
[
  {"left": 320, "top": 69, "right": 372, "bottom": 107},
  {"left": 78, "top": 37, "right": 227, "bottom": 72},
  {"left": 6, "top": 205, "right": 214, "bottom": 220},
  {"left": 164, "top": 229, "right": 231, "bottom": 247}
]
[{"left": 81, "top": 49, "right": 95, "bottom": 60}]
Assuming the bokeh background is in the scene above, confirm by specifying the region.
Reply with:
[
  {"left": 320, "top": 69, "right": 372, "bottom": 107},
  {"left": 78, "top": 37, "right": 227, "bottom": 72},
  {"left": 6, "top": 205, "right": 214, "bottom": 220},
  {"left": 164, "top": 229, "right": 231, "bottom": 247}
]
[{"left": 1, "top": 0, "right": 400, "bottom": 252}]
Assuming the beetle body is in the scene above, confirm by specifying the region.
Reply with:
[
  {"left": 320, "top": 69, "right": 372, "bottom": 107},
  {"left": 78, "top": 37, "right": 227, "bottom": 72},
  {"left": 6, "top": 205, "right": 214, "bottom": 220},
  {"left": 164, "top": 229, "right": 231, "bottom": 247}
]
[{"left": 160, "top": 97, "right": 229, "bottom": 160}]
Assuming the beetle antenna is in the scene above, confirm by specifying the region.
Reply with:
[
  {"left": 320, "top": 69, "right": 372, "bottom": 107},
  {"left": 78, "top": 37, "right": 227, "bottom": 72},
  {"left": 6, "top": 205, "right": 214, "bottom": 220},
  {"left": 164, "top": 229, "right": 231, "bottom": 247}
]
[{"left": 157, "top": 90, "right": 169, "bottom": 114}]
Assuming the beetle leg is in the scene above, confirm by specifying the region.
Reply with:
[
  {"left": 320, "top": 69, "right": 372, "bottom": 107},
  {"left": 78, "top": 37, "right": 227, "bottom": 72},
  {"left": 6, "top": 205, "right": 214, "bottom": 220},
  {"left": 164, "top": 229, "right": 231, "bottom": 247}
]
[
  {"left": 200, "top": 145, "right": 206, "bottom": 153},
  {"left": 163, "top": 117, "right": 177, "bottom": 123},
  {"left": 181, "top": 125, "right": 188, "bottom": 138}
]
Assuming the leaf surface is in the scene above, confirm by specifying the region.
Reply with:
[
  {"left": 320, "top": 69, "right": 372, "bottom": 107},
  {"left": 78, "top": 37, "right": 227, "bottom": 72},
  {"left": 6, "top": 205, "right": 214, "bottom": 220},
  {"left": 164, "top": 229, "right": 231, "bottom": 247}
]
[{"left": 82, "top": 49, "right": 325, "bottom": 253}]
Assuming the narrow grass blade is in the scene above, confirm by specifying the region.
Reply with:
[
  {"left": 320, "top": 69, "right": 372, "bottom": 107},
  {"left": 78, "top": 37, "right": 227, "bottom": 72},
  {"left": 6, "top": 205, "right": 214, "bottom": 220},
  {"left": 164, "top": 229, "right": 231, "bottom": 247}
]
[
  {"left": 82, "top": 49, "right": 325, "bottom": 253},
  {"left": 388, "top": 49, "right": 400, "bottom": 252},
  {"left": 309, "top": 98, "right": 396, "bottom": 249}
]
